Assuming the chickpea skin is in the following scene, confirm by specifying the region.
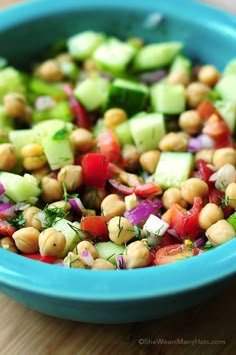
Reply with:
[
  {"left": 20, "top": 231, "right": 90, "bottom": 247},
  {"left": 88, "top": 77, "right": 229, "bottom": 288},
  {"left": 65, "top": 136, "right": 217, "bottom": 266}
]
[
  {"left": 3, "top": 92, "right": 27, "bottom": 118},
  {"left": 104, "top": 108, "right": 127, "bottom": 130},
  {"left": 39, "top": 227, "right": 66, "bottom": 257},
  {"left": 186, "top": 82, "right": 210, "bottom": 108},
  {"left": 195, "top": 149, "right": 214, "bottom": 164},
  {"left": 159, "top": 132, "right": 188, "bottom": 152},
  {"left": 212, "top": 148, "right": 236, "bottom": 169},
  {"left": 123, "top": 240, "right": 151, "bottom": 269},
  {"left": 206, "top": 220, "right": 235, "bottom": 246},
  {"left": 21, "top": 143, "right": 47, "bottom": 170},
  {"left": 0, "top": 237, "right": 18, "bottom": 253},
  {"left": 179, "top": 110, "right": 202, "bottom": 135},
  {"left": 162, "top": 187, "right": 188, "bottom": 209},
  {"left": 69, "top": 128, "right": 94, "bottom": 153},
  {"left": 101, "top": 194, "right": 126, "bottom": 219},
  {"left": 225, "top": 183, "right": 236, "bottom": 209},
  {"left": 0, "top": 143, "right": 17, "bottom": 171},
  {"left": 91, "top": 258, "right": 115, "bottom": 270},
  {"left": 198, "top": 203, "right": 224, "bottom": 230},
  {"left": 180, "top": 178, "right": 209, "bottom": 204},
  {"left": 198, "top": 65, "right": 220, "bottom": 87},
  {"left": 108, "top": 216, "right": 136, "bottom": 244},
  {"left": 73, "top": 240, "right": 98, "bottom": 260},
  {"left": 57, "top": 165, "right": 83, "bottom": 192},
  {"left": 48, "top": 200, "right": 71, "bottom": 213},
  {"left": 41, "top": 176, "right": 63, "bottom": 203},
  {"left": 23, "top": 206, "right": 43, "bottom": 231},
  {"left": 167, "top": 71, "right": 189, "bottom": 86},
  {"left": 83, "top": 187, "right": 106, "bottom": 210},
  {"left": 122, "top": 144, "right": 140, "bottom": 171},
  {"left": 36, "top": 59, "right": 63, "bottom": 82},
  {"left": 64, "top": 252, "right": 86, "bottom": 269},
  {"left": 139, "top": 150, "right": 160, "bottom": 174},
  {"left": 12, "top": 227, "right": 40, "bottom": 254}
]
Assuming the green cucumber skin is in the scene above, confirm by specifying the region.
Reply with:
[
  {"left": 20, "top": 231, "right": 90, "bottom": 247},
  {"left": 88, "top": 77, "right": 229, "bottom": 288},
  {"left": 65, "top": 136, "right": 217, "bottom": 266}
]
[
  {"left": 227, "top": 212, "right": 236, "bottom": 231},
  {"left": 95, "top": 241, "right": 125, "bottom": 266},
  {"left": 215, "top": 74, "right": 236, "bottom": 102}
]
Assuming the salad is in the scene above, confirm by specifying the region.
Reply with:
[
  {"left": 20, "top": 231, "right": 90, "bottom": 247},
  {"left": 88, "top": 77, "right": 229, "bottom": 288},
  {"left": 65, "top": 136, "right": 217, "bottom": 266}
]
[{"left": 0, "top": 30, "right": 236, "bottom": 270}]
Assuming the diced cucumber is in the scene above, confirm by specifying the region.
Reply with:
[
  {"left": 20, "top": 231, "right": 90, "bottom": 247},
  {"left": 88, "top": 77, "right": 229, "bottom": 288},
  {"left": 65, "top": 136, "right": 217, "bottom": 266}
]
[
  {"left": 0, "top": 67, "right": 26, "bottom": 101},
  {"left": 154, "top": 152, "right": 194, "bottom": 189},
  {"left": 151, "top": 82, "right": 186, "bottom": 114},
  {"left": 73, "top": 77, "right": 110, "bottom": 111},
  {"left": 114, "top": 121, "right": 134, "bottom": 146},
  {"left": 105, "top": 78, "right": 149, "bottom": 116},
  {"left": 95, "top": 241, "right": 125, "bottom": 266},
  {"left": 42, "top": 130, "right": 74, "bottom": 170},
  {"left": 32, "top": 101, "right": 73, "bottom": 123},
  {"left": 227, "top": 212, "right": 236, "bottom": 231},
  {"left": 33, "top": 119, "right": 74, "bottom": 135},
  {"left": 214, "top": 100, "right": 236, "bottom": 133},
  {"left": 9, "top": 129, "right": 43, "bottom": 154},
  {"left": 53, "top": 218, "right": 81, "bottom": 258},
  {"left": 59, "top": 61, "right": 79, "bottom": 80},
  {"left": 169, "top": 54, "right": 192, "bottom": 78},
  {"left": 92, "top": 118, "right": 106, "bottom": 137},
  {"left": 0, "top": 172, "right": 40, "bottom": 203},
  {"left": 223, "top": 59, "right": 236, "bottom": 75},
  {"left": 0, "top": 105, "right": 13, "bottom": 142},
  {"left": 29, "top": 78, "right": 66, "bottom": 100},
  {"left": 129, "top": 113, "right": 166, "bottom": 153},
  {"left": 215, "top": 74, "right": 236, "bottom": 102},
  {"left": 133, "top": 42, "right": 183, "bottom": 71},
  {"left": 67, "top": 31, "right": 105, "bottom": 60},
  {"left": 93, "top": 37, "right": 136, "bottom": 74}
]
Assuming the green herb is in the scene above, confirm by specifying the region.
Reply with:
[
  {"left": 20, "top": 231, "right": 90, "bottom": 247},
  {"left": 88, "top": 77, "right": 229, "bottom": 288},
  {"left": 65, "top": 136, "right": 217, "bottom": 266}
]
[
  {"left": 6, "top": 214, "right": 26, "bottom": 228},
  {"left": 53, "top": 127, "right": 69, "bottom": 141},
  {"left": 42, "top": 205, "right": 69, "bottom": 229},
  {"left": 117, "top": 216, "right": 123, "bottom": 239},
  {"left": 202, "top": 242, "right": 214, "bottom": 251},
  {"left": 62, "top": 183, "right": 78, "bottom": 202}
]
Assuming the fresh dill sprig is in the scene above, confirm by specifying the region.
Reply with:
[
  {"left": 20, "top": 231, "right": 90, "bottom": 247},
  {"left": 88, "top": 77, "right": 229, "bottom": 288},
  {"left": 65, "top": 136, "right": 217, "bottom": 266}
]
[{"left": 6, "top": 214, "right": 26, "bottom": 228}]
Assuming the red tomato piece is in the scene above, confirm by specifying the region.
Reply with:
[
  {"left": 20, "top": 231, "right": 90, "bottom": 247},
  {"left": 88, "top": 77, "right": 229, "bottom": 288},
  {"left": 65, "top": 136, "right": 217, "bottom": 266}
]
[
  {"left": 81, "top": 153, "right": 109, "bottom": 188},
  {"left": 134, "top": 182, "right": 162, "bottom": 197},
  {"left": 0, "top": 220, "right": 16, "bottom": 236},
  {"left": 154, "top": 244, "right": 195, "bottom": 265},
  {"left": 160, "top": 232, "right": 182, "bottom": 247},
  {"left": 22, "top": 254, "right": 56, "bottom": 264},
  {"left": 97, "top": 130, "right": 121, "bottom": 164},
  {"left": 208, "top": 188, "right": 234, "bottom": 218},
  {"left": 80, "top": 216, "right": 109, "bottom": 242},
  {"left": 169, "top": 197, "right": 202, "bottom": 241},
  {"left": 197, "top": 101, "right": 217, "bottom": 120},
  {"left": 193, "top": 159, "right": 214, "bottom": 188}
]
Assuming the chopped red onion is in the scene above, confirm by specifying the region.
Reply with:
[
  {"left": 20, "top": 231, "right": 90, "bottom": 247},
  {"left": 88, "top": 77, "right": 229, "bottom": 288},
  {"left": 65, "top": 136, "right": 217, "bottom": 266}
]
[
  {"left": 0, "top": 203, "right": 16, "bottom": 218},
  {"left": 124, "top": 198, "right": 162, "bottom": 225},
  {"left": 68, "top": 198, "right": 85, "bottom": 216},
  {"left": 116, "top": 255, "right": 126, "bottom": 270},
  {"left": 188, "top": 138, "right": 203, "bottom": 152},
  {"left": 14, "top": 202, "right": 30, "bottom": 211},
  {"left": 193, "top": 235, "right": 208, "bottom": 248},
  {"left": 167, "top": 229, "right": 182, "bottom": 242},
  {"left": 35, "top": 96, "right": 56, "bottom": 111},
  {"left": 198, "top": 134, "right": 214, "bottom": 149},
  {"left": 209, "top": 164, "right": 236, "bottom": 190},
  {"left": 80, "top": 250, "right": 94, "bottom": 266},
  {"left": 139, "top": 69, "right": 167, "bottom": 85},
  {"left": 0, "top": 182, "right": 5, "bottom": 195}
]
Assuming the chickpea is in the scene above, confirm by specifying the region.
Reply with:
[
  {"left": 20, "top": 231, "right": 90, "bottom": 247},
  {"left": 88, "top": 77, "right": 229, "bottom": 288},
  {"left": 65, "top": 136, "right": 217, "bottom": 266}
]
[
  {"left": 32, "top": 165, "right": 51, "bottom": 180},
  {"left": 101, "top": 194, "right": 126, "bottom": 219},
  {"left": 195, "top": 149, "right": 214, "bottom": 164},
  {"left": 198, "top": 203, "right": 224, "bottom": 230},
  {"left": 213, "top": 148, "right": 236, "bottom": 169},
  {"left": 82, "top": 187, "right": 106, "bottom": 210},
  {"left": 198, "top": 65, "right": 220, "bottom": 87},
  {"left": 39, "top": 227, "right": 66, "bottom": 257},
  {"left": 23, "top": 206, "right": 43, "bottom": 231},
  {"left": 108, "top": 216, "right": 136, "bottom": 244},
  {"left": 48, "top": 200, "right": 71, "bottom": 213},
  {"left": 0, "top": 143, "right": 17, "bottom": 171},
  {"left": 206, "top": 220, "right": 235, "bottom": 246},
  {"left": 123, "top": 240, "right": 151, "bottom": 269},
  {"left": 83, "top": 58, "right": 98, "bottom": 72},
  {"left": 69, "top": 128, "right": 94, "bottom": 153},
  {"left": 64, "top": 252, "right": 86, "bottom": 269},
  {"left": 180, "top": 178, "right": 209, "bottom": 204},
  {"left": 179, "top": 110, "right": 202, "bottom": 135},
  {"left": 104, "top": 108, "right": 127, "bottom": 130},
  {"left": 186, "top": 82, "right": 210, "bottom": 108},
  {"left": 0, "top": 237, "right": 18, "bottom": 253},
  {"left": 162, "top": 187, "right": 188, "bottom": 209},
  {"left": 56, "top": 53, "right": 73, "bottom": 63},
  {"left": 167, "top": 71, "right": 189, "bottom": 86},
  {"left": 3, "top": 92, "right": 27, "bottom": 118},
  {"left": 122, "top": 144, "right": 140, "bottom": 171},
  {"left": 12, "top": 227, "right": 40, "bottom": 254},
  {"left": 139, "top": 150, "right": 160, "bottom": 174},
  {"left": 57, "top": 165, "right": 83, "bottom": 192},
  {"left": 21, "top": 105, "right": 33, "bottom": 124},
  {"left": 225, "top": 183, "right": 236, "bottom": 209},
  {"left": 73, "top": 240, "right": 98, "bottom": 260},
  {"left": 21, "top": 143, "right": 47, "bottom": 170},
  {"left": 91, "top": 258, "right": 115, "bottom": 270},
  {"left": 159, "top": 132, "right": 188, "bottom": 152},
  {"left": 41, "top": 176, "right": 63, "bottom": 203},
  {"left": 36, "top": 59, "right": 63, "bottom": 82}
]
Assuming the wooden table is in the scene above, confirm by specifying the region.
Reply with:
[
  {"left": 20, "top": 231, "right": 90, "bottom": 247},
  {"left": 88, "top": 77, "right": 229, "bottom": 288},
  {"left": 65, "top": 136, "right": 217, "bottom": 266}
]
[{"left": 1, "top": 1, "right": 236, "bottom": 354}]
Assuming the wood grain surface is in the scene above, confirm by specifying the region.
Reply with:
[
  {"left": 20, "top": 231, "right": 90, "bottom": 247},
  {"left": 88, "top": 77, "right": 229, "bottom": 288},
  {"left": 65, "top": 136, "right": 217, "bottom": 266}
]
[{"left": 1, "top": 1, "right": 236, "bottom": 354}]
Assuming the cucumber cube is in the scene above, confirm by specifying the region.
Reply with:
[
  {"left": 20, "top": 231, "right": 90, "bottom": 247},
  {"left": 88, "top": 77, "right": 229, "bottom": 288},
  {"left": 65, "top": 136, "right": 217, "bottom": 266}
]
[
  {"left": 93, "top": 38, "right": 136, "bottom": 74},
  {"left": 133, "top": 42, "right": 183, "bottom": 71},
  {"left": 33, "top": 101, "right": 73, "bottom": 123},
  {"left": 170, "top": 54, "right": 192, "bottom": 78},
  {"left": 33, "top": 119, "right": 74, "bottom": 135},
  {"left": 151, "top": 83, "right": 186, "bottom": 114},
  {"left": 223, "top": 59, "right": 236, "bottom": 75},
  {"left": 53, "top": 219, "right": 81, "bottom": 258},
  {"left": 29, "top": 78, "right": 66, "bottom": 100},
  {"left": 9, "top": 129, "right": 43, "bottom": 154},
  {"left": 114, "top": 121, "right": 134, "bottom": 146},
  {"left": 129, "top": 113, "right": 166, "bottom": 153},
  {"left": 0, "top": 67, "right": 26, "bottom": 101},
  {"left": 154, "top": 152, "right": 194, "bottom": 189},
  {"left": 105, "top": 78, "right": 149, "bottom": 116},
  {"left": 214, "top": 100, "right": 236, "bottom": 133},
  {"left": 227, "top": 212, "right": 236, "bottom": 231},
  {"left": 0, "top": 105, "right": 13, "bottom": 142},
  {"left": 215, "top": 74, "right": 236, "bottom": 102},
  {"left": 95, "top": 241, "right": 125, "bottom": 265},
  {"left": 67, "top": 31, "right": 105, "bottom": 60},
  {"left": 73, "top": 77, "right": 110, "bottom": 111}
]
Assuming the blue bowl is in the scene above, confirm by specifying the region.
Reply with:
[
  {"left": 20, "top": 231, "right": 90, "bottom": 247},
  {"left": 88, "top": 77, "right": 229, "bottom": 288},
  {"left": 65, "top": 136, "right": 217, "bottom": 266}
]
[{"left": 1, "top": 0, "right": 236, "bottom": 323}]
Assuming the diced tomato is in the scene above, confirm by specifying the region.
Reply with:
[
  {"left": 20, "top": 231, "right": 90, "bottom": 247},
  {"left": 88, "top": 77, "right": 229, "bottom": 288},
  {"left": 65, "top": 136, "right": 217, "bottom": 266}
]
[
  {"left": 134, "top": 182, "right": 162, "bottom": 197},
  {"left": 80, "top": 216, "right": 109, "bottom": 242},
  {"left": 81, "top": 153, "right": 109, "bottom": 188},
  {"left": 208, "top": 188, "right": 234, "bottom": 218},
  {"left": 193, "top": 159, "right": 214, "bottom": 188},
  {"left": 0, "top": 205, "right": 16, "bottom": 219},
  {"left": 97, "top": 130, "right": 121, "bottom": 164},
  {"left": 192, "top": 247, "right": 205, "bottom": 256},
  {"left": 169, "top": 197, "right": 202, "bottom": 241},
  {"left": 154, "top": 244, "right": 196, "bottom": 265},
  {"left": 22, "top": 254, "right": 57, "bottom": 264},
  {"left": 160, "top": 232, "right": 181, "bottom": 247},
  {"left": 197, "top": 101, "right": 217, "bottom": 120},
  {"left": 0, "top": 220, "right": 16, "bottom": 237}
]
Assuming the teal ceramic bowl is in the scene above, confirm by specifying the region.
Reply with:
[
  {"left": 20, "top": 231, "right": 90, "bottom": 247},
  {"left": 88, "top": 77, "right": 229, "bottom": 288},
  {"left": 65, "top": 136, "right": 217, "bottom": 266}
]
[{"left": 1, "top": 0, "right": 236, "bottom": 323}]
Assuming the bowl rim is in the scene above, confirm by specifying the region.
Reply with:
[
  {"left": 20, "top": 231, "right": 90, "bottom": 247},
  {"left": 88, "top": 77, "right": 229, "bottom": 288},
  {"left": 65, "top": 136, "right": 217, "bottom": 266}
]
[{"left": 1, "top": 0, "right": 236, "bottom": 303}]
